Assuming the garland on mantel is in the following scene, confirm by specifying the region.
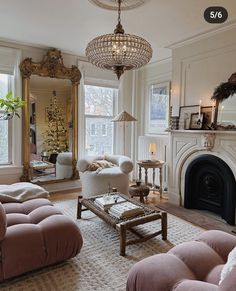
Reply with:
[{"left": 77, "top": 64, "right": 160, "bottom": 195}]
[{"left": 211, "top": 72, "right": 236, "bottom": 102}]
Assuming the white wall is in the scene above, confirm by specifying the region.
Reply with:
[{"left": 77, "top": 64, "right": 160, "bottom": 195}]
[
  {"left": 131, "top": 60, "right": 172, "bottom": 180},
  {"left": 171, "top": 25, "right": 236, "bottom": 116}
]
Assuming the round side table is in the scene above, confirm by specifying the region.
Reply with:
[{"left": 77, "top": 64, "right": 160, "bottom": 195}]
[{"left": 129, "top": 184, "right": 150, "bottom": 203}]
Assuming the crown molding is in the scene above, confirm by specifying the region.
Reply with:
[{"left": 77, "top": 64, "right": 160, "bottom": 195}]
[
  {"left": 141, "top": 57, "right": 172, "bottom": 70},
  {"left": 166, "top": 20, "right": 236, "bottom": 50},
  {"left": 148, "top": 57, "right": 172, "bottom": 66}
]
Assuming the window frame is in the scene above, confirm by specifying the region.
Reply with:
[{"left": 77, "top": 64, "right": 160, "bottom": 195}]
[
  {"left": 0, "top": 73, "right": 13, "bottom": 165},
  {"left": 84, "top": 85, "right": 117, "bottom": 156}
]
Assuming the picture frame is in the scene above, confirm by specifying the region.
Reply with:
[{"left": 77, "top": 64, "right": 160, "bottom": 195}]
[
  {"left": 179, "top": 105, "right": 199, "bottom": 130},
  {"left": 147, "top": 81, "right": 170, "bottom": 134},
  {"left": 189, "top": 113, "right": 204, "bottom": 129},
  {"left": 201, "top": 106, "right": 213, "bottom": 129}
]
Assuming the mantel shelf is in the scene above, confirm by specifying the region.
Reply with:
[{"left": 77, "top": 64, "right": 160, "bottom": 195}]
[{"left": 169, "top": 130, "right": 236, "bottom": 134}]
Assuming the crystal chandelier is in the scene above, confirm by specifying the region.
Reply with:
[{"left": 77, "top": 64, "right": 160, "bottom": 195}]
[{"left": 86, "top": 0, "right": 152, "bottom": 79}]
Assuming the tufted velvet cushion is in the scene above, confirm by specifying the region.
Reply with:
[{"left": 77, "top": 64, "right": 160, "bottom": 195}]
[
  {"left": 127, "top": 230, "right": 236, "bottom": 291},
  {"left": 0, "top": 198, "right": 83, "bottom": 281},
  {"left": 0, "top": 202, "right": 6, "bottom": 241}
]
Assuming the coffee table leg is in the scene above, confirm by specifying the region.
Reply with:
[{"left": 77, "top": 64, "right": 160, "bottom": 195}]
[
  {"left": 77, "top": 196, "right": 83, "bottom": 219},
  {"left": 120, "top": 225, "right": 126, "bottom": 256},
  {"left": 140, "top": 193, "right": 144, "bottom": 203},
  {"left": 161, "top": 212, "right": 167, "bottom": 240}
]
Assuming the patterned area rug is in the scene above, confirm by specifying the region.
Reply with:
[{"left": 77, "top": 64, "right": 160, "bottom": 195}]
[{"left": 0, "top": 199, "right": 204, "bottom": 291}]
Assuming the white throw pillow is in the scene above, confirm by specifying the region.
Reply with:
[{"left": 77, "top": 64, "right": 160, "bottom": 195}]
[
  {"left": 219, "top": 246, "right": 236, "bottom": 284},
  {"left": 0, "top": 182, "right": 49, "bottom": 203}
]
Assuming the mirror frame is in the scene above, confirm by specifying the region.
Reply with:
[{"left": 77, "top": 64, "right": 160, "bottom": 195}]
[
  {"left": 19, "top": 48, "right": 81, "bottom": 183},
  {"left": 212, "top": 72, "right": 236, "bottom": 129}
]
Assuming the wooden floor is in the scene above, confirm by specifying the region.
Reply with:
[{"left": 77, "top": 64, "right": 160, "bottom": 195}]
[{"left": 50, "top": 189, "right": 236, "bottom": 235}]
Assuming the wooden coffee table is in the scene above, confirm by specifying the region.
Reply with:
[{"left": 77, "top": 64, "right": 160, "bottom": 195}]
[{"left": 77, "top": 193, "right": 167, "bottom": 256}]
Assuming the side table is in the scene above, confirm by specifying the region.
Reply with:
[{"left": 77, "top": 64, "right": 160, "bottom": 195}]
[
  {"left": 129, "top": 184, "right": 150, "bottom": 203},
  {"left": 137, "top": 160, "right": 165, "bottom": 199}
]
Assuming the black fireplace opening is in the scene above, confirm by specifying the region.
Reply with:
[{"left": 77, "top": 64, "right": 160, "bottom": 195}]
[{"left": 184, "top": 154, "right": 236, "bottom": 225}]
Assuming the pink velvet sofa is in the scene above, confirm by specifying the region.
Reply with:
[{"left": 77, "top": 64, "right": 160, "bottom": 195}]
[
  {"left": 0, "top": 198, "right": 83, "bottom": 281},
  {"left": 127, "top": 230, "right": 236, "bottom": 291}
]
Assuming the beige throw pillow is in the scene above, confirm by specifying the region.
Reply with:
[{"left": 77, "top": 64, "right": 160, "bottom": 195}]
[{"left": 87, "top": 160, "right": 114, "bottom": 171}]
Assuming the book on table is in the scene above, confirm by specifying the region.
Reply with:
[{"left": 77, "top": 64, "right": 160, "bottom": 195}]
[
  {"left": 94, "top": 194, "right": 126, "bottom": 211},
  {"left": 108, "top": 201, "right": 144, "bottom": 219}
]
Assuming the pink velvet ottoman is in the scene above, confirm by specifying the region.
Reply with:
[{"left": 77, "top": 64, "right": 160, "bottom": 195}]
[
  {"left": 0, "top": 198, "right": 83, "bottom": 281},
  {"left": 127, "top": 230, "right": 236, "bottom": 291}
]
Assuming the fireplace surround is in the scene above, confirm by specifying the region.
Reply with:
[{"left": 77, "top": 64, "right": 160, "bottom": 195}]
[
  {"left": 168, "top": 130, "right": 236, "bottom": 224},
  {"left": 184, "top": 154, "right": 236, "bottom": 225}
]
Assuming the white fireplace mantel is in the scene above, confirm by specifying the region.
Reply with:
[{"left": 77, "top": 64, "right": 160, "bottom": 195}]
[{"left": 168, "top": 130, "right": 236, "bottom": 205}]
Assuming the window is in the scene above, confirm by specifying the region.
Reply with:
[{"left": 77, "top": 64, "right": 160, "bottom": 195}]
[
  {"left": 147, "top": 81, "right": 170, "bottom": 134},
  {"left": 101, "top": 124, "right": 107, "bottom": 136},
  {"left": 0, "top": 73, "right": 13, "bottom": 165},
  {"left": 90, "top": 123, "right": 96, "bottom": 136},
  {"left": 84, "top": 85, "right": 117, "bottom": 155}
]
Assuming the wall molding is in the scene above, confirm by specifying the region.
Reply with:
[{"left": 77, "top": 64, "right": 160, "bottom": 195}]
[
  {"left": 144, "top": 57, "right": 172, "bottom": 68},
  {"left": 167, "top": 21, "right": 236, "bottom": 50},
  {"left": 178, "top": 42, "right": 236, "bottom": 106}
]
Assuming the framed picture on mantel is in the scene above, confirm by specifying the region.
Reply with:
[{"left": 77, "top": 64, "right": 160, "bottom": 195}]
[
  {"left": 201, "top": 106, "right": 213, "bottom": 130},
  {"left": 179, "top": 105, "right": 199, "bottom": 130},
  {"left": 179, "top": 105, "right": 213, "bottom": 130},
  {"left": 189, "top": 113, "right": 204, "bottom": 129}
]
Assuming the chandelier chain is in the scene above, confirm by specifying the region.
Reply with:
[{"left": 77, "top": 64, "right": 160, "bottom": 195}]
[{"left": 118, "top": 0, "right": 121, "bottom": 24}]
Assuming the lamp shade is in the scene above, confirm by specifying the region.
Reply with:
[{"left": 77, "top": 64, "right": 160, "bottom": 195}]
[
  {"left": 112, "top": 110, "right": 137, "bottom": 122},
  {"left": 149, "top": 143, "right": 156, "bottom": 153}
]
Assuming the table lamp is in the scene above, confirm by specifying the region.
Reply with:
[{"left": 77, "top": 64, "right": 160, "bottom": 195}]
[{"left": 149, "top": 143, "right": 156, "bottom": 161}]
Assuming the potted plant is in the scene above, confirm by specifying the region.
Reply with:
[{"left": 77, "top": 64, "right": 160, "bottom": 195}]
[{"left": 0, "top": 92, "right": 25, "bottom": 120}]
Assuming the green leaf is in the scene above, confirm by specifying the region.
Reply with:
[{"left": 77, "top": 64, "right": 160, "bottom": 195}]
[{"left": 6, "top": 92, "right": 12, "bottom": 99}]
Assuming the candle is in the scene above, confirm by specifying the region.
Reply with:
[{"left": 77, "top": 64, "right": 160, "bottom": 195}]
[
  {"left": 198, "top": 100, "right": 202, "bottom": 119},
  {"left": 211, "top": 101, "right": 215, "bottom": 123}
]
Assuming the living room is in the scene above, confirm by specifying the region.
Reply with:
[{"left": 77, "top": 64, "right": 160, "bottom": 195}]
[{"left": 0, "top": 0, "right": 236, "bottom": 290}]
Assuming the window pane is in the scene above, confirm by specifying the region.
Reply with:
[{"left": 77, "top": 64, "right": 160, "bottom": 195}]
[
  {"left": 0, "top": 73, "right": 12, "bottom": 165},
  {"left": 85, "top": 85, "right": 114, "bottom": 116},
  {"left": 0, "top": 119, "right": 9, "bottom": 164},
  {"left": 0, "top": 74, "right": 9, "bottom": 97},
  {"left": 85, "top": 117, "right": 113, "bottom": 155}
]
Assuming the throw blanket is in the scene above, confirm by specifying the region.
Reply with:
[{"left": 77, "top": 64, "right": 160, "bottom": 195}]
[{"left": 0, "top": 182, "right": 49, "bottom": 203}]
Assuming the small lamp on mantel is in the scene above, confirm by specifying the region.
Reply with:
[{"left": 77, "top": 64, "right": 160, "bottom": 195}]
[{"left": 149, "top": 143, "right": 156, "bottom": 161}]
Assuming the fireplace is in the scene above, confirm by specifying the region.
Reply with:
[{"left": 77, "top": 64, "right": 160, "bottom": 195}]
[{"left": 184, "top": 154, "right": 236, "bottom": 225}]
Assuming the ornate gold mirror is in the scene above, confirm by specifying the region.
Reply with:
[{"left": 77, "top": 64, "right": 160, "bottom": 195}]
[
  {"left": 212, "top": 72, "right": 236, "bottom": 130},
  {"left": 20, "top": 48, "right": 81, "bottom": 183}
]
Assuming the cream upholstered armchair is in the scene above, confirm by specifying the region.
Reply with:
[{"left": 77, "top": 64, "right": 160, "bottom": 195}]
[
  {"left": 56, "top": 152, "right": 72, "bottom": 179},
  {"left": 77, "top": 155, "right": 133, "bottom": 197}
]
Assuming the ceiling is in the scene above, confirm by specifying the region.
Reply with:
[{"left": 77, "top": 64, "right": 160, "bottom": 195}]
[{"left": 0, "top": 0, "right": 235, "bottom": 63}]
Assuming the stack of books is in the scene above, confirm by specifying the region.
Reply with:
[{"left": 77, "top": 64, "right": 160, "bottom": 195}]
[
  {"left": 94, "top": 195, "right": 126, "bottom": 211},
  {"left": 108, "top": 202, "right": 144, "bottom": 219}
]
